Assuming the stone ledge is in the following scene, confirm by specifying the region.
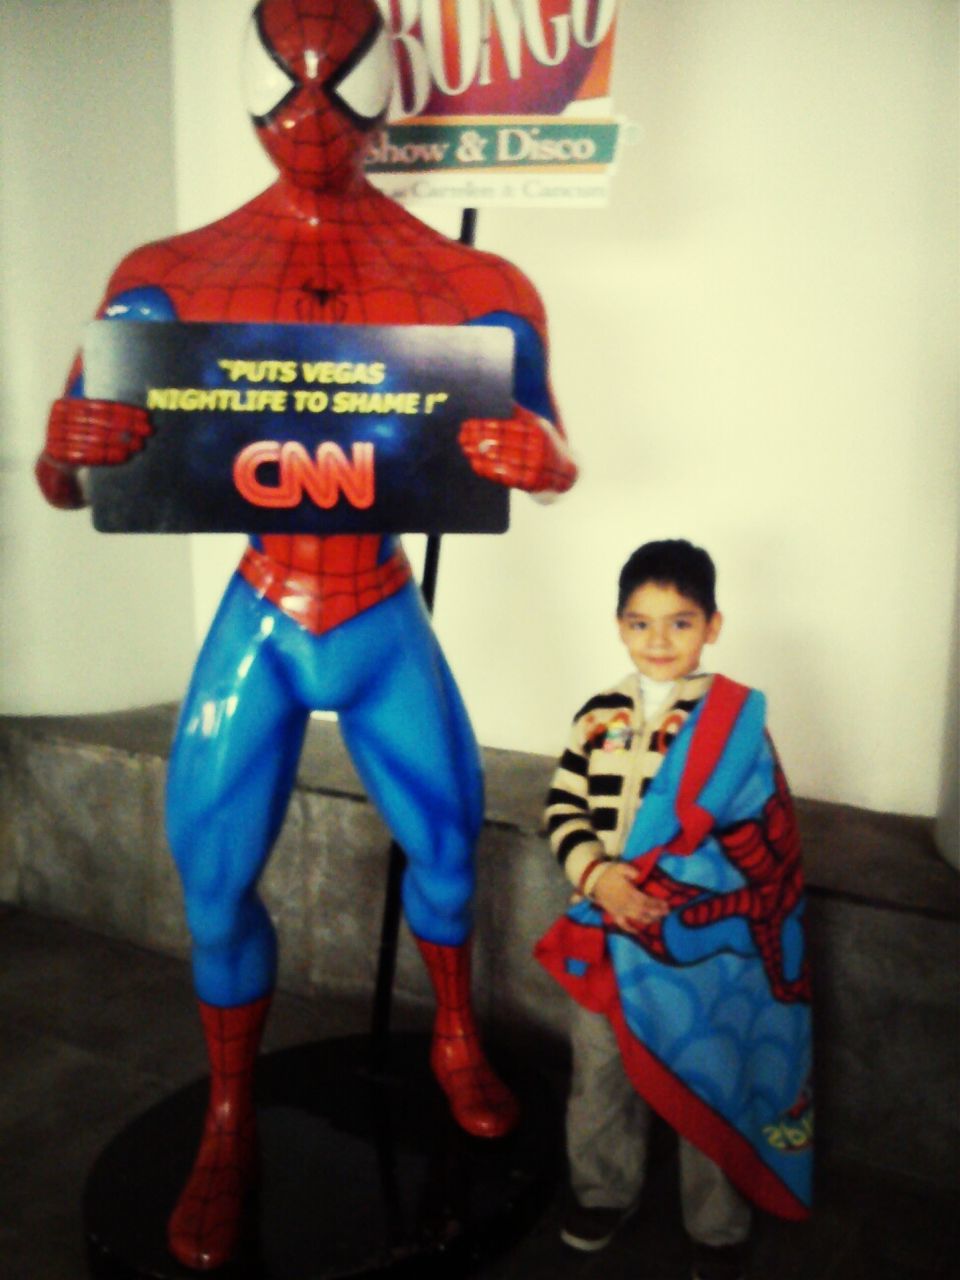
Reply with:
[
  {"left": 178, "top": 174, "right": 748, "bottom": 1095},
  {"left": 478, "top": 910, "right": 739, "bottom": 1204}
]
[
  {"left": 2, "top": 704, "right": 956, "bottom": 920},
  {"left": 1, "top": 706, "right": 957, "bottom": 1191}
]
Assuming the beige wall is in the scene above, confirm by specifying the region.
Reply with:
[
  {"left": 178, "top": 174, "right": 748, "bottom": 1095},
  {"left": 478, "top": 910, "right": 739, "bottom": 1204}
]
[{"left": 0, "top": 0, "right": 196, "bottom": 713}]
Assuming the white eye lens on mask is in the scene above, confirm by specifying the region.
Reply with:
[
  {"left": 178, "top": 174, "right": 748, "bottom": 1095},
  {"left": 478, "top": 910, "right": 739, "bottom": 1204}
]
[{"left": 329, "top": 22, "right": 393, "bottom": 125}]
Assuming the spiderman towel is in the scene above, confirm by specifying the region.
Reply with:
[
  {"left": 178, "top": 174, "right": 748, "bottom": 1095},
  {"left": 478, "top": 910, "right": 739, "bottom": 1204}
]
[{"left": 535, "top": 675, "right": 813, "bottom": 1219}]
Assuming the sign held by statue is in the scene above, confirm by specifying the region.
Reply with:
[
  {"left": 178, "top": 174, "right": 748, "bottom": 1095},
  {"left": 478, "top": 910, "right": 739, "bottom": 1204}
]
[{"left": 84, "top": 322, "right": 514, "bottom": 534}]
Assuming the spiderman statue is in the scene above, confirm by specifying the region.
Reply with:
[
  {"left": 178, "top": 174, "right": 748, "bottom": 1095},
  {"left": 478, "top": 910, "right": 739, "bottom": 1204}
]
[{"left": 36, "top": 0, "right": 577, "bottom": 1270}]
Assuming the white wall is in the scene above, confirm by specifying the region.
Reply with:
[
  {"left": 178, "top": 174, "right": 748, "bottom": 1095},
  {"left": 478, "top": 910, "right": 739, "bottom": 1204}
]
[
  {"left": 0, "top": 0, "right": 196, "bottom": 713},
  {"left": 4, "top": 2, "right": 954, "bottom": 822},
  {"left": 461, "top": 0, "right": 959, "bottom": 821},
  {"left": 172, "top": 0, "right": 958, "bottom": 819}
]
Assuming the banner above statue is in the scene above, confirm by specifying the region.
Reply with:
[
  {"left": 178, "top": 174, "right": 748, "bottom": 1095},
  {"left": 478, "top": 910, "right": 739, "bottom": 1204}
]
[
  {"left": 368, "top": 0, "right": 623, "bottom": 207},
  {"left": 84, "top": 322, "right": 514, "bottom": 535}
]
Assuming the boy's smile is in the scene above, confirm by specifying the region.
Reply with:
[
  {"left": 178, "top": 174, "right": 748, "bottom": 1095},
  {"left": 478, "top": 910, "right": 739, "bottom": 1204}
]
[{"left": 618, "top": 582, "right": 723, "bottom": 683}]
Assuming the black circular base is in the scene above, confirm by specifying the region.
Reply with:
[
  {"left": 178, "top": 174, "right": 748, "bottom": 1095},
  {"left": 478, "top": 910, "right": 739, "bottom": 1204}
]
[{"left": 84, "top": 1033, "right": 559, "bottom": 1279}]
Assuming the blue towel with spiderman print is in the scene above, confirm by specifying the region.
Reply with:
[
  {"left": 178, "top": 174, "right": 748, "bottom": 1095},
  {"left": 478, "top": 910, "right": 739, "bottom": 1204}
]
[{"left": 535, "top": 675, "right": 813, "bottom": 1219}]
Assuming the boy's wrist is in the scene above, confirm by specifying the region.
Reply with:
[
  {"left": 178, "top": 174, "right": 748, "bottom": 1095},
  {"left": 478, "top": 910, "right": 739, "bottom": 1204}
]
[{"left": 576, "top": 855, "right": 615, "bottom": 903}]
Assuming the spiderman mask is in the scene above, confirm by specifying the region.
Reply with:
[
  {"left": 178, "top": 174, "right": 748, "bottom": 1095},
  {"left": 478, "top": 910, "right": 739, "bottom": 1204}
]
[{"left": 243, "top": 0, "right": 394, "bottom": 189}]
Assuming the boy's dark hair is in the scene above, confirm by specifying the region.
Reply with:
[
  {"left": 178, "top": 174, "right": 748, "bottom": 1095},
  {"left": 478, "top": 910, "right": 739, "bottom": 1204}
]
[{"left": 617, "top": 539, "right": 717, "bottom": 617}]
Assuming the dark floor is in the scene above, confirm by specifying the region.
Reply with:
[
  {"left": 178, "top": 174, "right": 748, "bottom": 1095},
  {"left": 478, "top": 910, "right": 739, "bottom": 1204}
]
[{"left": 2, "top": 905, "right": 957, "bottom": 1280}]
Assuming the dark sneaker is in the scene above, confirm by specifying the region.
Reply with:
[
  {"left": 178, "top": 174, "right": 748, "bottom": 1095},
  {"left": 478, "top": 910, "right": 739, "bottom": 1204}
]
[
  {"left": 560, "top": 1201, "right": 635, "bottom": 1252},
  {"left": 691, "top": 1239, "right": 748, "bottom": 1280}
]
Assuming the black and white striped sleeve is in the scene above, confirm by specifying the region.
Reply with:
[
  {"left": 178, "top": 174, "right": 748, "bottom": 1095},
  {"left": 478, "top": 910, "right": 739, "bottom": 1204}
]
[{"left": 543, "top": 721, "right": 608, "bottom": 893}]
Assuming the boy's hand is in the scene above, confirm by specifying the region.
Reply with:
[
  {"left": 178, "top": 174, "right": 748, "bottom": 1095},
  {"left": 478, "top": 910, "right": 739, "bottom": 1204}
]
[{"left": 592, "top": 862, "right": 670, "bottom": 935}]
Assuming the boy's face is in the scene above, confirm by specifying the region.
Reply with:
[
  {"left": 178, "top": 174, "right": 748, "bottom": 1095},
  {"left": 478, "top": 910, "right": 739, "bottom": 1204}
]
[{"left": 617, "top": 582, "right": 723, "bottom": 683}]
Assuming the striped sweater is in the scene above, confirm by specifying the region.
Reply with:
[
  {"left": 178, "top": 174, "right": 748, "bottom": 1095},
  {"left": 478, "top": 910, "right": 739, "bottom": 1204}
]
[{"left": 544, "top": 672, "right": 713, "bottom": 898}]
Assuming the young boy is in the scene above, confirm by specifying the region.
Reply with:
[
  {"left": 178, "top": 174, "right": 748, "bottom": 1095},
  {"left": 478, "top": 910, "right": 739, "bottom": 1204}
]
[{"left": 535, "top": 540, "right": 812, "bottom": 1280}]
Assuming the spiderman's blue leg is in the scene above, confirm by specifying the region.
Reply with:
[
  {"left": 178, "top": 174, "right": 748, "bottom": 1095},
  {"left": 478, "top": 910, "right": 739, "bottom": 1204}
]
[
  {"left": 165, "top": 577, "right": 309, "bottom": 1268},
  {"left": 166, "top": 575, "right": 308, "bottom": 1007},
  {"left": 332, "top": 585, "right": 517, "bottom": 1137},
  {"left": 334, "top": 584, "right": 483, "bottom": 944}
]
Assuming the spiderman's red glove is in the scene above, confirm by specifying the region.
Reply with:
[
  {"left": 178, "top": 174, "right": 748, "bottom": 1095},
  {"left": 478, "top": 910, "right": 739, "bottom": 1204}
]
[
  {"left": 44, "top": 397, "right": 152, "bottom": 465},
  {"left": 459, "top": 403, "right": 577, "bottom": 496},
  {"left": 35, "top": 398, "right": 152, "bottom": 510}
]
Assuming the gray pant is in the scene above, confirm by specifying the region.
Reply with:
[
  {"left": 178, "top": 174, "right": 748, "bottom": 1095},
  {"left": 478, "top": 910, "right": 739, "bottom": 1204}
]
[{"left": 566, "top": 1003, "right": 752, "bottom": 1248}]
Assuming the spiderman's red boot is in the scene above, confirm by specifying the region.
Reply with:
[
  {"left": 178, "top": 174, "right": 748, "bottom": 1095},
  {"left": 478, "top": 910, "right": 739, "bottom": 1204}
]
[
  {"left": 167, "top": 995, "right": 271, "bottom": 1271},
  {"left": 416, "top": 938, "right": 520, "bottom": 1139}
]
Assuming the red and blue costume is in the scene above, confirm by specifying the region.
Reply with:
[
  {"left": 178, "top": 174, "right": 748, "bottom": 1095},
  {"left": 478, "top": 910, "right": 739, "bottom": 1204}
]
[{"left": 36, "top": 0, "right": 577, "bottom": 1269}]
